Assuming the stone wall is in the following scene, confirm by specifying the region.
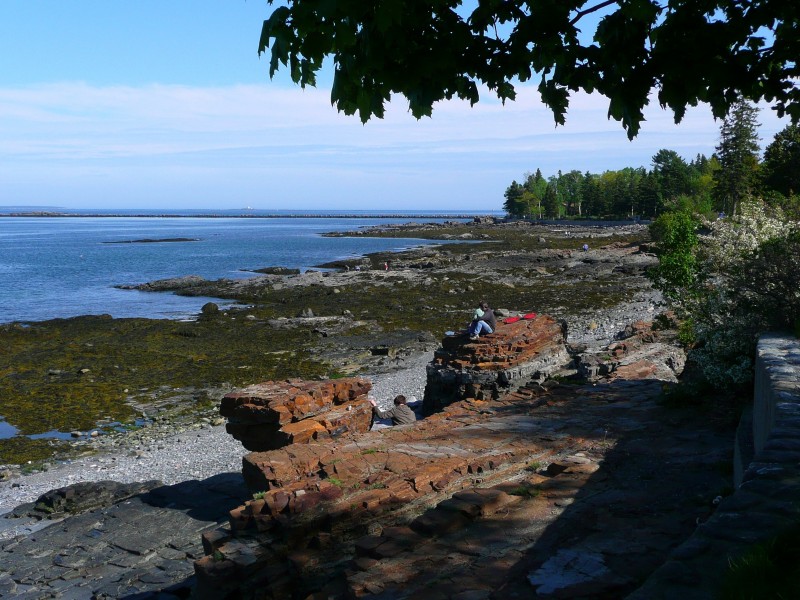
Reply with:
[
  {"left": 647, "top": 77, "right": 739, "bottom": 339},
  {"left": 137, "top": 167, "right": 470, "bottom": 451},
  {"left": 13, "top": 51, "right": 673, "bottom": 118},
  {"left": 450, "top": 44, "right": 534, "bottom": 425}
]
[{"left": 628, "top": 333, "right": 800, "bottom": 599}]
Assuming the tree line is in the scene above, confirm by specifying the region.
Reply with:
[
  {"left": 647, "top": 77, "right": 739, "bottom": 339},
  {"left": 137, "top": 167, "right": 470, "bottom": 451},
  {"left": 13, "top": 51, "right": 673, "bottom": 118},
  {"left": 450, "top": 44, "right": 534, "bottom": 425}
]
[{"left": 503, "top": 102, "right": 800, "bottom": 220}]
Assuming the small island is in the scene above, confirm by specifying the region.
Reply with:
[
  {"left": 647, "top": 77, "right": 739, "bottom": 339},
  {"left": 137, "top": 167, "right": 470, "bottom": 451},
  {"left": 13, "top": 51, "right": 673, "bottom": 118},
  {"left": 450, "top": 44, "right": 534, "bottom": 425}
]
[{"left": 101, "top": 237, "right": 200, "bottom": 244}]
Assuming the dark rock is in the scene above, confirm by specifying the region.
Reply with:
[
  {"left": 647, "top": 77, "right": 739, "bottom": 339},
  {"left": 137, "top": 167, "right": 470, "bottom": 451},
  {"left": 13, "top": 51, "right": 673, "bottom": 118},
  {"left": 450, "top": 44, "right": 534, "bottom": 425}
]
[
  {"left": 253, "top": 266, "right": 301, "bottom": 275},
  {"left": 11, "top": 480, "right": 162, "bottom": 519},
  {"left": 201, "top": 302, "right": 220, "bottom": 315}
]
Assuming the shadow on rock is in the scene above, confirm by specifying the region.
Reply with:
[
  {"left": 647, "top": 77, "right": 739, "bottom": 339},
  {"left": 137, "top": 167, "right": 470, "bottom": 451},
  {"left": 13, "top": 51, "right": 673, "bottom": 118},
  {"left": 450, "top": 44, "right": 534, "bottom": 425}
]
[{"left": 139, "top": 472, "right": 250, "bottom": 522}]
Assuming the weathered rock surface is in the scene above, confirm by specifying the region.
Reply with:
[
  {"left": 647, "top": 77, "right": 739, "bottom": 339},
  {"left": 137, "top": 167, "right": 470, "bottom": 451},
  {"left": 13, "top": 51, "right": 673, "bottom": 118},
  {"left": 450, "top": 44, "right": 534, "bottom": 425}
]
[
  {"left": 193, "top": 374, "right": 733, "bottom": 600},
  {"left": 9, "top": 480, "right": 161, "bottom": 520},
  {"left": 220, "top": 378, "right": 373, "bottom": 451},
  {"left": 423, "top": 314, "right": 570, "bottom": 415},
  {"left": 0, "top": 320, "right": 740, "bottom": 600},
  {"left": 188, "top": 318, "right": 728, "bottom": 599},
  {"left": 0, "top": 474, "right": 249, "bottom": 599},
  {"left": 576, "top": 319, "right": 686, "bottom": 383}
]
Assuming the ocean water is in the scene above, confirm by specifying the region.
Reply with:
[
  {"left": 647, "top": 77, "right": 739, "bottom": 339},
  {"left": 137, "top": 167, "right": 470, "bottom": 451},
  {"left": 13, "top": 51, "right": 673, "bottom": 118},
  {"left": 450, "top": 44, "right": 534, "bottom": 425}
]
[{"left": 0, "top": 213, "right": 477, "bottom": 324}]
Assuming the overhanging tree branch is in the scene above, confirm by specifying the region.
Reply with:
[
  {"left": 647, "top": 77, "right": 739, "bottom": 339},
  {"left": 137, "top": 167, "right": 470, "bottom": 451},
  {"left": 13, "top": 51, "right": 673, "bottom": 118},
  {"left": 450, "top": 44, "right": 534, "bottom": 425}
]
[
  {"left": 569, "top": 0, "right": 619, "bottom": 26},
  {"left": 258, "top": 0, "right": 800, "bottom": 138}
]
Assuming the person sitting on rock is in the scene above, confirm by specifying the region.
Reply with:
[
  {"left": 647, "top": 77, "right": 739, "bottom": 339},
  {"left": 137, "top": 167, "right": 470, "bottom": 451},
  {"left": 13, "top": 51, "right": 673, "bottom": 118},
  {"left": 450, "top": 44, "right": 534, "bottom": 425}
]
[
  {"left": 468, "top": 300, "right": 496, "bottom": 340},
  {"left": 369, "top": 395, "right": 417, "bottom": 426}
]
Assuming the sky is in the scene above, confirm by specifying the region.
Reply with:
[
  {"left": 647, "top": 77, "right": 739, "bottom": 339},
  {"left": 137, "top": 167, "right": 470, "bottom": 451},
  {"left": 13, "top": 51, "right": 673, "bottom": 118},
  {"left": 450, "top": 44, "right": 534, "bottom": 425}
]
[{"left": 0, "top": 1, "right": 790, "bottom": 212}]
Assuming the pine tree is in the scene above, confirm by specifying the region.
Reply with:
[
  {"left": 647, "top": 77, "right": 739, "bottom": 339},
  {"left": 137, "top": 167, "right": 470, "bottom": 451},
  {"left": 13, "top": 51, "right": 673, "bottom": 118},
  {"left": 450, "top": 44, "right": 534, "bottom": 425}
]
[
  {"left": 503, "top": 181, "right": 526, "bottom": 217},
  {"left": 713, "top": 101, "right": 761, "bottom": 216}
]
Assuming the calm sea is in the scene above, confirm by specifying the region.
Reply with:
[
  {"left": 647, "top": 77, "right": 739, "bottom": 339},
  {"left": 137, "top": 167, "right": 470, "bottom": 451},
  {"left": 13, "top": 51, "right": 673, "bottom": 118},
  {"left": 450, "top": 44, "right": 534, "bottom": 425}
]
[{"left": 0, "top": 210, "right": 493, "bottom": 324}]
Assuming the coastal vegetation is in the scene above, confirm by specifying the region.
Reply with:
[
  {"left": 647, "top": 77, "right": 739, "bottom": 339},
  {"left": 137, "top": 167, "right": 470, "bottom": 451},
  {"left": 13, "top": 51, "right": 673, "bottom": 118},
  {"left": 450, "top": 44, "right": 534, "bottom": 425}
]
[
  {"left": 650, "top": 200, "right": 798, "bottom": 393},
  {"left": 497, "top": 102, "right": 799, "bottom": 401},
  {"left": 503, "top": 104, "right": 799, "bottom": 221},
  {"left": 640, "top": 106, "right": 800, "bottom": 396}
]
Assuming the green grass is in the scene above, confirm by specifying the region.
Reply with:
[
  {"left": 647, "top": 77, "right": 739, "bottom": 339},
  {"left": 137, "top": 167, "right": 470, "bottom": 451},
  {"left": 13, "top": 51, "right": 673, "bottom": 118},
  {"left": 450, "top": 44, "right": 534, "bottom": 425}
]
[
  {"left": 719, "top": 522, "right": 800, "bottom": 599},
  {"left": 508, "top": 485, "right": 541, "bottom": 499}
]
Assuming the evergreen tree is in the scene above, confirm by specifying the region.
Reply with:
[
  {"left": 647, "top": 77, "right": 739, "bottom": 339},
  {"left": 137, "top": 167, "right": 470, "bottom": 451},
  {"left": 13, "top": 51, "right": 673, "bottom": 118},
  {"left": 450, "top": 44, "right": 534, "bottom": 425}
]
[
  {"left": 762, "top": 123, "right": 800, "bottom": 198},
  {"left": 713, "top": 100, "right": 761, "bottom": 216},
  {"left": 651, "top": 149, "right": 692, "bottom": 210},
  {"left": 503, "top": 181, "right": 526, "bottom": 217}
]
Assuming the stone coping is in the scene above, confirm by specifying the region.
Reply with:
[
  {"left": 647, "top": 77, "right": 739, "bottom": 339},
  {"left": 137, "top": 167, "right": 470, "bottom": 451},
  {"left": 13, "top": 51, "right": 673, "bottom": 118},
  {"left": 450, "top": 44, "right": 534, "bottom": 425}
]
[{"left": 628, "top": 333, "right": 800, "bottom": 599}]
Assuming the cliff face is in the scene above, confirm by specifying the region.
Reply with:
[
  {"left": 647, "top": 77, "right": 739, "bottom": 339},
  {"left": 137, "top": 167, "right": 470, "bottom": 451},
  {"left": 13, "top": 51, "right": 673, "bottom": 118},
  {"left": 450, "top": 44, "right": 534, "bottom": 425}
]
[{"left": 195, "top": 315, "right": 692, "bottom": 599}]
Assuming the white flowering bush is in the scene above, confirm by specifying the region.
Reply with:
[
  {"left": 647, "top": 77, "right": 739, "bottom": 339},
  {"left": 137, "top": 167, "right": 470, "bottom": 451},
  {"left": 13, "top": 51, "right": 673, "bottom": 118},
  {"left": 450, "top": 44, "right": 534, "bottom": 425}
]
[
  {"left": 653, "top": 200, "right": 799, "bottom": 390},
  {"left": 698, "top": 201, "right": 795, "bottom": 274}
]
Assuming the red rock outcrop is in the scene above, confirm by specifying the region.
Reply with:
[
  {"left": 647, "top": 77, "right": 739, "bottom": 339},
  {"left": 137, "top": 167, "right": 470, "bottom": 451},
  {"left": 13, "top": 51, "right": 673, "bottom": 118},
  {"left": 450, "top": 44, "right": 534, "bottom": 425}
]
[
  {"left": 220, "top": 378, "right": 373, "bottom": 451},
  {"left": 195, "top": 315, "right": 692, "bottom": 599},
  {"left": 195, "top": 383, "right": 575, "bottom": 599},
  {"left": 423, "top": 314, "right": 569, "bottom": 414}
]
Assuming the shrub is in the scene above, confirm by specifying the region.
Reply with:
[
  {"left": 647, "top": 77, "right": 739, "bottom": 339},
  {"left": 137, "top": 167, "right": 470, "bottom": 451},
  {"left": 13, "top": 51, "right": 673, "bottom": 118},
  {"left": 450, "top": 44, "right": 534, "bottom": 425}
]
[{"left": 650, "top": 200, "right": 799, "bottom": 390}]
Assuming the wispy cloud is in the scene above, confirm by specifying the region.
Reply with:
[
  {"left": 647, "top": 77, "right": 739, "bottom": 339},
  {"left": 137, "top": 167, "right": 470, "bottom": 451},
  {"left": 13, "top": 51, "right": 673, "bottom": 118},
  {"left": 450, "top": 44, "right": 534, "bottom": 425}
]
[{"left": 0, "top": 82, "right": 788, "bottom": 209}]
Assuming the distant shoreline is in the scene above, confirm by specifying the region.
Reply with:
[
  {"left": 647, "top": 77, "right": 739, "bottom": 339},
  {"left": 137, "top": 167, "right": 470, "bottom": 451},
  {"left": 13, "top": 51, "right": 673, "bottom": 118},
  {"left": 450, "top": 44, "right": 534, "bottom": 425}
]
[{"left": 0, "top": 212, "right": 488, "bottom": 220}]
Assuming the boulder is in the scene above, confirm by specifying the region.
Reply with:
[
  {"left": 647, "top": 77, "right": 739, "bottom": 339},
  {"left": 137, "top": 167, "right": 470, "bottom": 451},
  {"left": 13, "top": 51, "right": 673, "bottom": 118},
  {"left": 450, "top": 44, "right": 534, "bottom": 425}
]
[
  {"left": 220, "top": 378, "right": 373, "bottom": 451},
  {"left": 423, "top": 315, "right": 569, "bottom": 415}
]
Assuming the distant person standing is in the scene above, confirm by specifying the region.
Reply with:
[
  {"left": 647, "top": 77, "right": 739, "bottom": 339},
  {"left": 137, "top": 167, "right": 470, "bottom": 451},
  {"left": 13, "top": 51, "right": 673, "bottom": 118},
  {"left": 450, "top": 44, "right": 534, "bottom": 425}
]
[{"left": 582, "top": 243, "right": 589, "bottom": 252}]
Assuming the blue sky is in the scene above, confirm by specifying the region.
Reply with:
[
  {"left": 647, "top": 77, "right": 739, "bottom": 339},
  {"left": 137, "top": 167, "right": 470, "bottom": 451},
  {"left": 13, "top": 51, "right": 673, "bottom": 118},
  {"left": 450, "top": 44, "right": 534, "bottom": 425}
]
[{"left": 0, "top": 1, "right": 789, "bottom": 211}]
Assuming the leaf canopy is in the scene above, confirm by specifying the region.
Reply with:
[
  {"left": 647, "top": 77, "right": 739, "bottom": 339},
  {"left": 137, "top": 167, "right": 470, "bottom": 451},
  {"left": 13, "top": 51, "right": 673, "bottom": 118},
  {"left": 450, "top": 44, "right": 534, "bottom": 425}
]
[{"left": 259, "top": 0, "right": 800, "bottom": 138}]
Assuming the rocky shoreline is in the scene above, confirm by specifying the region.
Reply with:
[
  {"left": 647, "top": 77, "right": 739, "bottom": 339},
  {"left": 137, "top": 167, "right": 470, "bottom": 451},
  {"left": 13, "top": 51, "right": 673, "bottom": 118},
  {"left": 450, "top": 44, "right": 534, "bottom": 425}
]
[
  {"left": 0, "top": 222, "right": 748, "bottom": 599},
  {"left": 1, "top": 220, "right": 661, "bottom": 504},
  {"left": 0, "top": 352, "right": 435, "bottom": 521}
]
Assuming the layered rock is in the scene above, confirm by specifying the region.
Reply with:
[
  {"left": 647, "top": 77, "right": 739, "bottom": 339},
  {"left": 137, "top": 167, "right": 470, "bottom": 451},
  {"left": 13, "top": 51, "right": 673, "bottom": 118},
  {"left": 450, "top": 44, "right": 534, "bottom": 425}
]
[
  {"left": 423, "top": 314, "right": 570, "bottom": 414},
  {"left": 193, "top": 315, "right": 696, "bottom": 599},
  {"left": 195, "top": 385, "right": 575, "bottom": 599},
  {"left": 220, "top": 378, "right": 373, "bottom": 451},
  {"left": 575, "top": 318, "right": 686, "bottom": 383},
  {"left": 194, "top": 367, "right": 725, "bottom": 600}
]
